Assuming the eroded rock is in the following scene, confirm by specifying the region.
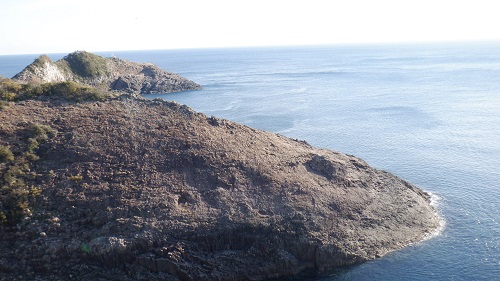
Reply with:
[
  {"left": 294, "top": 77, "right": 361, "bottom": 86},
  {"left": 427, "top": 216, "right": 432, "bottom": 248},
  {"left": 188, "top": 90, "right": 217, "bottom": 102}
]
[{"left": 0, "top": 96, "right": 440, "bottom": 280}]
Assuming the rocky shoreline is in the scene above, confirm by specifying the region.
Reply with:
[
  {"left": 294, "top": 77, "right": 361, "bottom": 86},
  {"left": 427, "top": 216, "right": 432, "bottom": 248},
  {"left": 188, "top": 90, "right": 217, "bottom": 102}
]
[{"left": 0, "top": 90, "right": 440, "bottom": 280}]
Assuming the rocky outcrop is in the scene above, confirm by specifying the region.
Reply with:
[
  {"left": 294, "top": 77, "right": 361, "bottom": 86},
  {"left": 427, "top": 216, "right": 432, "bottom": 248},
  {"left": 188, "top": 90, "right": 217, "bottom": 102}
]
[
  {"left": 12, "top": 51, "right": 202, "bottom": 94},
  {"left": 0, "top": 95, "right": 440, "bottom": 280}
]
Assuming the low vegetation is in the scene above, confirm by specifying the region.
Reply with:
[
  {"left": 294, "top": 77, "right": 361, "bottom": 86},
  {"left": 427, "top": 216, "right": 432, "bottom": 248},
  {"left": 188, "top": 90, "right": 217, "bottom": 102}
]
[
  {"left": 58, "top": 51, "right": 110, "bottom": 79},
  {"left": 0, "top": 123, "right": 57, "bottom": 226},
  {"left": 0, "top": 75, "right": 105, "bottom": 225},
  {"left": 25, "top": 55, "right": 53, "bottom": 73},
  {"left": 0, "top": 77, "right": 114, "bottom": 103},
  {"left": 0, "top": 146, "right": 14, "bottom": 163},
  {"left": 0, "top": 76, "right": 114, "bottom": 225}
]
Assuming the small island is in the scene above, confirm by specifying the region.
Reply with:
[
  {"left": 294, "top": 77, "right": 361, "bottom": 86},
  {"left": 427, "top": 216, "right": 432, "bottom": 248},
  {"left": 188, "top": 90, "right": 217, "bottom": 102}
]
[
  {"left": 0, "top": 52, "right": 440, "bottom": 281},
  {"left": 12, "top": 51, "right": 202, "bottom": 94}
]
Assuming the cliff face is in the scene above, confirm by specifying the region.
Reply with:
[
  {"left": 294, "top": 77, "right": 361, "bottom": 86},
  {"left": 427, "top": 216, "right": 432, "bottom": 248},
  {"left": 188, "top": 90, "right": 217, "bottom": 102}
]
[
  {"left": 0, "top": 95, "right": 440, "bottom": 281},
  {"left": 12, "top": 51, "right": 202, "bottom": 94}
]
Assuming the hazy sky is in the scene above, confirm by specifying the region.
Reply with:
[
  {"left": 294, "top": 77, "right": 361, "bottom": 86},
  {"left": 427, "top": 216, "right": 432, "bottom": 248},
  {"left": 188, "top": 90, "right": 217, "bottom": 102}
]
[{"left": 1, "top": 0, "right": 499, "bottom": 55}]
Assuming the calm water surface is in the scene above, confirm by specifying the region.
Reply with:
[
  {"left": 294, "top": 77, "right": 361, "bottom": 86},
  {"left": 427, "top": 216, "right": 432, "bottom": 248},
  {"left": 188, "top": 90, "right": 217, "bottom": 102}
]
[{"left": 1, "top": 43, "right": 499, "bottom": 280}]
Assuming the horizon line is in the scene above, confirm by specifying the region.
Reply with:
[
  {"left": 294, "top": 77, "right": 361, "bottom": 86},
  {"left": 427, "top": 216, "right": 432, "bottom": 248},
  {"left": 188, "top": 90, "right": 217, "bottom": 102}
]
[{"left": 1, "top": 39, "right": 500, "bottom": 57}]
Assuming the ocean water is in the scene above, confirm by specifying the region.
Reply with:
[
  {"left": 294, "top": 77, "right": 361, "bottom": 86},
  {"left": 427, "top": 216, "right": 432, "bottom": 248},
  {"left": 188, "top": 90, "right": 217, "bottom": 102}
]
[{"left": 1, "top": 43, "right": 499, "bottom": 280}]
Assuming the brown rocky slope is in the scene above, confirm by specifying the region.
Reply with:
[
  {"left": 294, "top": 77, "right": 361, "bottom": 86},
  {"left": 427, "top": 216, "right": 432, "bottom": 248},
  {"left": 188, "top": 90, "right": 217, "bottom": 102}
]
[
  {"left": 12, "top": 51, "right": 202, "bottom": 94},
  {"left": 0, "top": 95, "right": 439, "bottom": 280}
]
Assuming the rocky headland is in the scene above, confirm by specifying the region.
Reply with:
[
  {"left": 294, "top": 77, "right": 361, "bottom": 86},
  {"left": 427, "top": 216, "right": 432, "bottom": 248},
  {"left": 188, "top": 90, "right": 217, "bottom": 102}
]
[
  {"left": 12, "top": 51, "right": 202, "bottom": 94},
  {"left": 0, "top": 58, "right": 440, "bottom": 280}
]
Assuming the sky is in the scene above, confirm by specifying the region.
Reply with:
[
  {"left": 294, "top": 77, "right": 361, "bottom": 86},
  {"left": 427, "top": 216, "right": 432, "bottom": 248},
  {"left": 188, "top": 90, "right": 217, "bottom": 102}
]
[{"left": 0, "top": 0, "right": 499, "bottom": 55}]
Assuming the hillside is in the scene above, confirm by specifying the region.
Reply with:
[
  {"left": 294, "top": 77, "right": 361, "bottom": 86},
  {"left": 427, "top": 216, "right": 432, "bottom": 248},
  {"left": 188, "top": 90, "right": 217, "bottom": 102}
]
[
  {"left": 11, "top": 51, "right": 202, "bottom": 94},
  {"left": 0, "top": 87, "right": 440, "bottom": 280}
]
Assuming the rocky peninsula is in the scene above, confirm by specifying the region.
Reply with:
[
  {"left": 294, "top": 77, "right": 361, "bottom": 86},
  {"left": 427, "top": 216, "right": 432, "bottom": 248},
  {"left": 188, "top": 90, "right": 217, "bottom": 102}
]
[
  {"left": 12, "top": 51, "right": 202, "bottom": 94},
  {"left": 0, "top": 56, "right": 440, "bottom": 280}
]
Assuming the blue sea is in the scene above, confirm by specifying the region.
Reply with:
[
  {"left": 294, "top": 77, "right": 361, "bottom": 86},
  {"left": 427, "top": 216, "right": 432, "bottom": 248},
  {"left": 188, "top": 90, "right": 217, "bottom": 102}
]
[{"left": 1, "top": 43, "right": 499, "bottom": 280}]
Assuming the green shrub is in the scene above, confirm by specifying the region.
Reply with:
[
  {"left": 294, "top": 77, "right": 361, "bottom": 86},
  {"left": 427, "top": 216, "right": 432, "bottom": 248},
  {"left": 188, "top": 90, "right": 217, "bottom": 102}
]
[
  {"left": 1, "top": 77, "right": 112, "bottom": 102},
  {"left": 29, "top": 123, "right": 56, "bottom": 142},
  {"left": 4, "top": 166, "right": 25, "bottom": 184},
  {"left": 69, "top": 175, "right": 83, "bottom": 182},
  {"left": 0, "top": 123, "right": 57, "bottom": 226},
  {"left": 19, "top": 82, "right": 43, "bottom": 100},
  {"left": 29, "top": 187, "right": 42, "bottom": 196},
  {"left": 42, "top": 81, "right": 109, "bottom": 101},
  {"left": 23, "top": 151, "right": 40, "bottom": 161},
  {"left": 30, "top": 55, "right": 52, "bottom": 68},
  {"left": 1, "top": 92, "right": 17, "bottom": 101},
  {"left": 0, "top": 146, "right": 14, "bottom": 163},
  {"left": 61, "top": 51, "right": 110, "bottom": 79},
  {"left": 0, "top": 78, "right": 22, "bottom": 95},
  {"left": 27, "top": 138, "right": 40, "bottom": 152},
  {"left": 0, "top": 100, "right": 11, "bottom": 110}
]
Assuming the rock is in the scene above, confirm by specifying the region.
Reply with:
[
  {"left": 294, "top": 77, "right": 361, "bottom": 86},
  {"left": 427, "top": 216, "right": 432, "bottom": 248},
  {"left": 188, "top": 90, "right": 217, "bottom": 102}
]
[
  {"left": 12, "top": 51, "right": 202, "bottom": 94},
  {"left": 88, "top": 236, "right": 129, "bottom": 255},
  {"left": 306, "top": 154, "right": 340, "bottom": 180},
  {"left": 0, "top": 96, "right": 440, "bottom": 280}
]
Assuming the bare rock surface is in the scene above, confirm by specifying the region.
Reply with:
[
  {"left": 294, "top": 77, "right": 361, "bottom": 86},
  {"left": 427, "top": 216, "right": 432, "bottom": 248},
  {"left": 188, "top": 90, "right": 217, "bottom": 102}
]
[
  {"left": 12, "top": 51, "right": 202, "bottom": 94},
  {"left": 0, "top": 96, "right": 439, "bottom": 280}
]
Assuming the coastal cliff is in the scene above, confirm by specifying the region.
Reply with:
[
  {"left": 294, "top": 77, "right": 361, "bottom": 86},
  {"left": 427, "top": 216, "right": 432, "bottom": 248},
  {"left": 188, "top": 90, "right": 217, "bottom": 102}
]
[
  {"left": 0, "top": 82, "right": 440, "bottom": 280},
  {"left": 12, "top": 51, "right": 202, "bottom": 94}
]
